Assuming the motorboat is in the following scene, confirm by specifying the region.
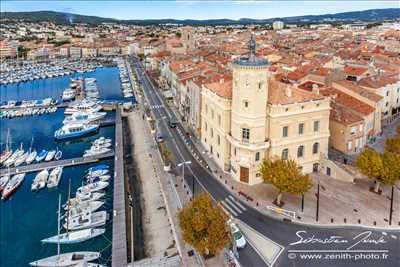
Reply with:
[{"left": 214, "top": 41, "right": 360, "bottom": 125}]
[
  {"left": 14, "top": 151, "right": 29, "bottom": 167},
  {"left": 25, "top": 150, "right": 37, "bottom": 164},
  {"left": 62, "top": 88, "right": 76, "bottom": 101},
  {"left": 73, "top": 262, "right": 105, "bottom": 267},
  {"left": 36, "top": 150, "right": 48, "bottom": 162},
  {"left": 45, "top": 150, "right": 56, "bottom": 161},
  {"left": 92, "top": 142, "right": 112, "bottom": 149},
  {"left": 47, "top": 167, "right": 63, "bottom": 188},
  {"left": 29, "top": 252, "right": 100, "bottom": 267},
  {"left": 31, "top": 169, "right": 49, "bottom": 191},
  {"left": 65, "top": 200, "right": 104, "bottom": 214},
  {"left": 92, "top": 137, "right": 111, "bottom": 146},
  {"left": 63, "top": 112, "right": 106, "bottom": 125},
  {"left": 86, "top": 169, "right": 109, "bottom": 177},
  {"left": 77, "top": 181, "right": 109, "bottom": 195},
  {"left": 87, "top": 164, "right": 109, "bottom": 172},
  {"left": 87, "top": 175, "right": 111, "bottom": 183},
  {"left": 64, "top": 210, "right": 107, "bottom": 231},
  {"left": 55, "top": 150, "right": 63, "bottom": 160},
  {"left": 0, "top": 175, "right": 10, "bottom": 192},
  {"left": 41, "top": 228, "right": 105, "bottom": 244},
  {"left": 67, "top": 201, "right": 104, "bottom": 219},
  {"left": 2, "top": 173, "right": 25, "bottom": 200},
  {"left": 65, "top": 192, "right": 105, "bottom": 209},
  {"left": 55, "top": 124, "right": 99, "bottom": 140},
  {"left": 83, "top": 147, "right": 111, "bottom": 158}
]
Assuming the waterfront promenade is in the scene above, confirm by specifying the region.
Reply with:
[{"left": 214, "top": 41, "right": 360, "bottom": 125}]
[
  {"left": 0, "top": 151, "right": 114, "bottom": 176},
  {"left": 112, "top": 107, "right": 128, "bottom": 267}
]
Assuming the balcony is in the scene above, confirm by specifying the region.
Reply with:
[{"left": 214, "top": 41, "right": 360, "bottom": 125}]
[{"left": 227, "top": 133, "right": 270, "bottom": 150}]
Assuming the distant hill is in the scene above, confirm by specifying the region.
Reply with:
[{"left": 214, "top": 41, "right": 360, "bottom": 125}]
[{"left": 1, "top": 8, "right": 399, "bottom": 25}]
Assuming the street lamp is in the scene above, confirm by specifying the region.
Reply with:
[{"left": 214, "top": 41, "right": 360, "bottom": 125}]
[
  {"left": 389, "top": 185, "right": 394, "bottom": 225},
  {"left": 316, "top": 177, "right": 320, "bottom": 222},
  {"left": 177, "top": 161, "right": 192, "bottom": 196}
]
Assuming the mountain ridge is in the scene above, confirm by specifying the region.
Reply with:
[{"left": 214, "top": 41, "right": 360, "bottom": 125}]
[{"left": 1, "top": 8, "right": 399, "bottom": 25}]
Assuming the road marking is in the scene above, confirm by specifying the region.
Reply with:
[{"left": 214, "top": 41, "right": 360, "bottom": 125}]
[
  {"left": 220, "top": 200, "right": 238, "bottom": 217},
  {"left": 225, "top": 198, "right": 244, "bottom": 214},
  {"left": 228, "top": 195, "right": 247, "bottom": 211}
]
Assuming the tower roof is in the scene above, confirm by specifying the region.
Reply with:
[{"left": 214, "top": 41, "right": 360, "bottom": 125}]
[{"left": 233, "top": 34, "right": 269, "bottom": 67}]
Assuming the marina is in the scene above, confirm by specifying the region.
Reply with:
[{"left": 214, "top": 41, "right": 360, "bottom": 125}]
[{"left": 0, "top": 64, "right": 129, "bottom": 266}]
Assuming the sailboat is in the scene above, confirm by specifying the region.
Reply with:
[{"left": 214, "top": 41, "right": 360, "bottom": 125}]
[
  {"left": 0, "top": 175, "right": 10, "bottom": 192},
  {"left": 41, "top": 228, "right": 106, "bottom": 244},
  {"left": 26, "top": 137, "right": 37, "bottom": 164},
  {"left": 36, "top": 150, "right": 48, "bottom": 163},
  {"left": 0, "top": 130, "right": 12, "bottom": 164},
  {"left": 2, "top": 173, "right": 25, "bottom": 200},
  {"left": 30, "top": 195, "right": 101, "bottom": 267},
  {"left": 45, "top": 150, "right": 56, "bottom": 161}
]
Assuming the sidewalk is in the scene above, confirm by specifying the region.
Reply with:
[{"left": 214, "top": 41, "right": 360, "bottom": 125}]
[{"left": 163, "top": 92, "right": 400, "bottom": 230}]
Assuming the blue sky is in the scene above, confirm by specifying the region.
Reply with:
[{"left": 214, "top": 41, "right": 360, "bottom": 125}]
[{"left": 1, "top": 1, "right": 399, "bottom": 20}]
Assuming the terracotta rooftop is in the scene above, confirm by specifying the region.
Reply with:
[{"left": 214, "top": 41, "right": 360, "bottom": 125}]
[
  {"left": 268, "top": 79, "right": 325, "bottom": 105},
  {"left": 320, "top": 87, "right": 374, "bottom": 116},
  {"left": 359, "top": 75, "right": 398, "bottom": 89},
  {"left": 333, "top": 80, "right": 383, "bottom": 103},
  {"left": 204, "top": 80, "right": 232, "bottom": 99},
  {"left": 330, "top": 101, "right": 364, "bottom": 125},
  {"left": 343, "top": 66, "right": 368, "bottom": 76}
]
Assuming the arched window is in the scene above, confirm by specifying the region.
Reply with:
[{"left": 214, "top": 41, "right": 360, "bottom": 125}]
[
  {"left": 297, "top": 145, "right": 304, "bottom": 158},
  {"left": 282, "top": 148, "right": 289, "bottom": 160},
  {"left": 313, "top": 142, "right": 319, "bottom": 154}
]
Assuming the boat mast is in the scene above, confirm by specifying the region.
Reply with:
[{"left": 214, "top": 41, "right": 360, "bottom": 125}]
[
  {"left": 57, "top": 194, "right": 61, "bottom": 258},
  {"left": 66, "top": 178, "right": 71, "bottom": 233}
]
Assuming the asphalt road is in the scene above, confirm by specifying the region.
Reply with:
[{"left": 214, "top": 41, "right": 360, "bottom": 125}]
[{"left": 131, "top": 58, "right": 400, "bottom": 267}]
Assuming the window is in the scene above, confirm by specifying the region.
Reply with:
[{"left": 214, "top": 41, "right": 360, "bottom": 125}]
[
  {"left": 297, "top": 145, "right": 304, "bottom": 158},
  {"left": 211, "top": 109, "right": 214, "bottom": 119},
  {"left": 347, "top": 141, "right": 352, "bottom": 151},
  {"left": 282, "top": 148, "right": 289, "bottom": 160},
  {"left": 218, "top": 115, "right": 221, "bottom": 126},
  {"left": 255, "top": 152, "right": 260, "bottom": 161},
  {"left": 205, "top": 104, "right": 208, "bottom": 114},
  {"left": 313, "top": 121, "right": 320, "bottom": 132},
  {"left": 298, "top": 123, "right": 304, "bottom": 135},
  {"left": 242, "top": 128, "right": 250, "bottom": 142},
  {"left": 258, "top": 82, "right": 262, "bottom": 90},
  {"left": 386, "top": 91, "right": 389, "bottom": 96},
  {"left": 217, "top": 135, "right": 220, "bottom": 145},
  {"left": 313, "top": 142, "right": 319, "bottom": 154},
  {"left": 211, "top": 128, "right": 214, "bottom": 138},
  {"left": 351, "top": 126, "right": 357, "bottom": 135},
  {"left": 234, "top": 148, "right": 237, "bottom": 156},
  {"left": 244, "top": 100, "right": 249, "bottom": 108},
  {"left": 282, "top": 126, "right": 288, "bottom": 137},
  {"left": 385, "top": 102, "right": 389, "bottom": 107},
  {"left": 205, "top": 122, "right": 207, "bottom": 131}
]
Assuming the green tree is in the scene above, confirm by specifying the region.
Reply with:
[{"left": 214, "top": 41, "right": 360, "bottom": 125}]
[
  {"left": 178, "top": 193, "right": 231, "bottom": 256},
  {"left": 356, "top": 148, "right": 384, "bottom": 193},
  {"left": 381, "top": 152, "right": 400, "bottom": 186},
  {"left": 175, "top": 32, "right": 182, "bottom": 38},
  {"left": 260, "top": 158, "right": 313, "bottom": 206}
]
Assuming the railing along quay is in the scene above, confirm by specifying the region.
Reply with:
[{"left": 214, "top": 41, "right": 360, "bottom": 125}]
[{"left": 112, "top": 107, "right": 128, "bottom": 266}]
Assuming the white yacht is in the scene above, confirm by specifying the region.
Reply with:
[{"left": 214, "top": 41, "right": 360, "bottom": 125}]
[
  {"left": 31, "top": 169, "right": 49, "bottom": 191},
  {"left": 64, "top": 210, "right": 107, "bottom": 231},
  {"left": 76, "top": 181, "right": 109, "bottom": 195},
  {"left": 63, "top": 112, "right": 106, "bottom": 125},
  {"left": 47, "top": 167, "right": 63, "bottom": 188},
  {"left": 29, "top": 252, "right": 100, "bottom": 267},
  {"left": 41, "top": 228, "right": 106, "bottom": 245}
]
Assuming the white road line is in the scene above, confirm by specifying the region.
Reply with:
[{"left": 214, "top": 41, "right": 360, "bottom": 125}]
[
  {"left": 228, "top": 195, "right": 247, "bottom": 211},
  {"left": 225, "top": 198, "right": 244, "bottom": 214},
  {"left": 221, "top": 201, "right": 238, "bottom": 217}
]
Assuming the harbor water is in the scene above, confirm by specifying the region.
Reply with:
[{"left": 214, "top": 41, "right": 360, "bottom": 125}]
[{"left": 0, "top": 67, "right": 123, "bottom": 266}]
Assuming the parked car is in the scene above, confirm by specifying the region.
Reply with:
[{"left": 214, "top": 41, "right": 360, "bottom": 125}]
[
  {"left": 156, "top": 132, "right": 164, "bottom": 143},
  {"left": 230, "top": 222, "right": 246, "bottom": 249}
]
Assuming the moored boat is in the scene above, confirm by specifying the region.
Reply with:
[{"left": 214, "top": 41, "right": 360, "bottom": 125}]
[
  {"left": 36, "top": 150, "right": 48, "bottom": 162},
  {"left": 41, "top": 228, "right": 105, "bottom": 244},
  {"left": 64, "top": 210, "right": 107, "bottom": 231},
  {"left": 2, "top": 173, "right": 25, "bottom": 200},
  {"left": 31, "top": 169, "right": 49, "bottom": 191},
  {"left": 55, "top": 124, "right": 99, "bottom": 140},
  {"left": 0, "top": 175, "right": 10, "bottom": 192},
  {"left": 47, "top": 167, "right": 63, "bottom": 188},
  {"left": 26, "top": 150, "right": 37, "bottom": 164},
  {"left": 45, "top": 150, "right": 56, "bottom": 161},
  {"left": 29, "top": 251, "right": 100, "bottom": 267}
]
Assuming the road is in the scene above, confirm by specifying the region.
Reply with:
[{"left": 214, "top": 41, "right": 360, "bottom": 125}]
[{"left": 131, "top": 58, "right": 400, "bottom": 267}]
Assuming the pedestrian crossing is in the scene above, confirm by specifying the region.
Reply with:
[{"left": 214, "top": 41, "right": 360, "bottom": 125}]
[
  {"left": 220, "top": 195, "right": 247, "bottom": 217},
  {"left": 150, "top": 104, "right": 164, "bottom": 109}
]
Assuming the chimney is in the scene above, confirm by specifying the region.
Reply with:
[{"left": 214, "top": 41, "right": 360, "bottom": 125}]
[
  {"left": 312, "top": 84, "right": 320, "bottom": 94},
  {"left": 285, "top": 86, "right": 292, "bottom": 97}
]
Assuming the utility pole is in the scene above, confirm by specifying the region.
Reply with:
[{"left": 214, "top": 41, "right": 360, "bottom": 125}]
[
  {"left": 301, "top": 194, "right": 304, "bottom": 212},
  {"left": 178, "top": 161, "right": 192, "bottom": 197},
  {"left": 389, "top": 185, "right": 394, "bottom": 225},
  {"left": 316, "top": 183, "right": 320, "bottom": 222}
]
